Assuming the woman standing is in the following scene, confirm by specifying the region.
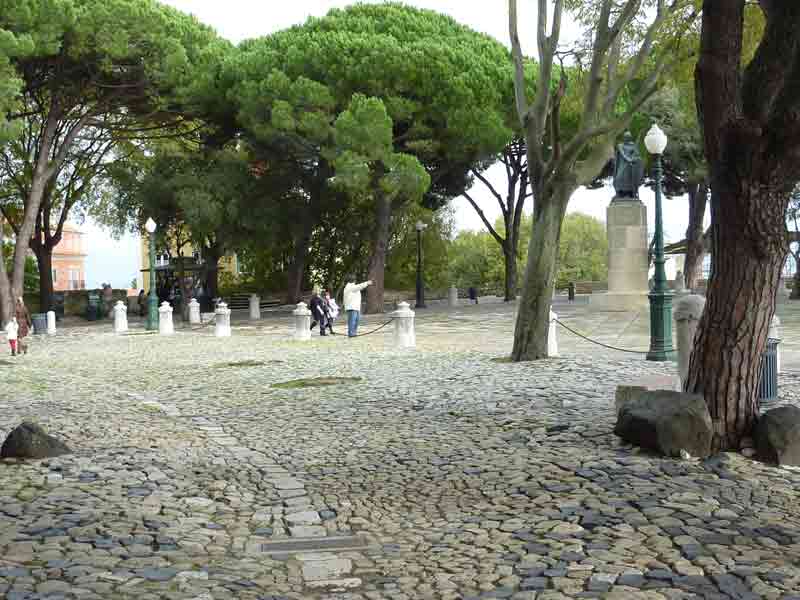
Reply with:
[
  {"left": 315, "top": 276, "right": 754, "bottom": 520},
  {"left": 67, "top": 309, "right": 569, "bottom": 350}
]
[{"left": 15, "top": 297, "right": 32, "bottom": 355}]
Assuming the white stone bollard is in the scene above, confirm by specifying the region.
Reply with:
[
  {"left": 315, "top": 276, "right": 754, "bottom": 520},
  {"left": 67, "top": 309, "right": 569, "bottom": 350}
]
[
  {"left": 293, "top": 302, "right": 312, "bottom": 341},
  {"left": 674, "top": 294, "right": 706, "bottom": 386},
  {"left": 188, "top": 298, "right": 201, "bottom": 325},
  {"left": 448, "top": 286, "right": 459, "bottom": 308},
  {"left": 215, "top": 301, "right": 232, "bottom": 337},
  {"left": 158, "top": 302, "right": 174, "bottom": 336},
  {"left": 769, "top": 315, "right": 782, "bottom": 374},
  {"left": 113, "top": 301, "right": 128, "bottom": 334},
  {"left": 392, "top": 301, "right": 416, "bottom": 349},
  {"left": 249, "top": 294, "right": 261, "bottom": 320},
  {"left": 46, "top": 311, "right": 56, "bottom": 335},
  {"left": 548, "top": 309, "right": 559, "bottom": 358}
]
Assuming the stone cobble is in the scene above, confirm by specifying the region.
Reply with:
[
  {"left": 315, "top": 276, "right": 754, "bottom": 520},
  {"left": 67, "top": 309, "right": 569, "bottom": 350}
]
[{"left": 0, "top": 304, "right": 799, "bottom": 599}]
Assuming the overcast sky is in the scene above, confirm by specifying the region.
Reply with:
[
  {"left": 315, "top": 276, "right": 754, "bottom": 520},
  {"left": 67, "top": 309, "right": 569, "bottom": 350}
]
[{"left": 86, "top": 0, "right": 694, "bottom": 288}]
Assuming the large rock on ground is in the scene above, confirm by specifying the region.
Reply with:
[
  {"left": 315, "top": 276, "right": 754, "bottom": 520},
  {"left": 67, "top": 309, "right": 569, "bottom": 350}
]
[
  {"left": 755, "top": 406, "right": 800, "bottom": 466},
  {"left": 614, "top": 390, "right": 713, "bottom": 458},
  {"left": 1, "top": 422, "right": 72, "bottom": 459}
]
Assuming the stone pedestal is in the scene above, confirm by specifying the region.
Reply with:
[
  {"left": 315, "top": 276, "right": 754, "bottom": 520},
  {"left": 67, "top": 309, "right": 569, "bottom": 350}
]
[
  {"left": 293, "top": 302, "right": 312, "bottom": 342},
  {"left": 113, "top": 301, "right": 128, "bottom": 334},
  {"left": 392, "top": 302, "right": 416, "bottom": 349},
  {"left": 249, "top": 294, "right": 261, "bottom": 320},
  {"left": 548, "top": 309, "right": 559, "bottom": 358},
  {"left": 215, "top": 302, "right": 232, "bottom": 337},
  {"left": 158, "top": 302, "right": 174, "bottom": 336},
  {"left": 188, "top": 299, "right": 201, "bottom": 325},
  {"left": 448, "top": 286, "right": 458, "bottom": 308},
  {"left": 590, "top": 199, "right": 650, "bottom": 311},
  {"left": 674, "top": 294, "right": 705, "bottom": 386},
  {"left": 46, "top": 311, "right": 56, "bottom": 335}
]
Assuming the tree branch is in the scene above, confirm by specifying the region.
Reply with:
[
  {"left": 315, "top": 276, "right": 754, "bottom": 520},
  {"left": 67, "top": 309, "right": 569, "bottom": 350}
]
[{"left": 462, "top": 190, "right": 506, "bottom": 246}]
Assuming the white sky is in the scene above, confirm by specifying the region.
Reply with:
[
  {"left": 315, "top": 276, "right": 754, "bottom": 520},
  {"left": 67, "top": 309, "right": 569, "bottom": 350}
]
[{"left": 86, "top": 0, "right": 695, "bottom": 288}]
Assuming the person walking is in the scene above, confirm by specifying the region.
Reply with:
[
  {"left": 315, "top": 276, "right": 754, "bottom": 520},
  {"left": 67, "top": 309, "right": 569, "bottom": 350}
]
[
  {"left": 15, "top": 297, "right": 31, "bottom": 355},
  {"left": 343, "top": 276, "right": 372, "bottom": 337},
  {"left": 309, "top": 287, "right": 328, "bottom": 336},
  {"left": 138, "top": 289, "right": 146, "bottom": 317},
  {"left": 5, "top": 317, "right": 18, "bottom": 356},
  {"left": 323, "top": 290, "right": 339, "bottom": 335}
]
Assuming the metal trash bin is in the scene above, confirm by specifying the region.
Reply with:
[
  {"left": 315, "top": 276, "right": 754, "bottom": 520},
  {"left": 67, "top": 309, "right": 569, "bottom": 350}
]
[
  {"left": 31, "top": 313, "right": 47, "bottom": 335},
  {"left": 86, "top": 291, "right": 101, "bottom": 321},
  {"left": 758, "top": 338, "right": 779, "bottom": 412}
]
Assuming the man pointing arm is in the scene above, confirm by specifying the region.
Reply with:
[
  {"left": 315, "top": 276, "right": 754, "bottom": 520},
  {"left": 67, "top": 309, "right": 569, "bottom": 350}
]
[{"left": 343, "top": 275, "right": 373, "bottom": 337}]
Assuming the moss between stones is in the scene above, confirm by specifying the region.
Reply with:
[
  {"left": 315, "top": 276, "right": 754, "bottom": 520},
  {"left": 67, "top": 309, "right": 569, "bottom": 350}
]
[
  {"left": 216, "top": 360, "right": 267, "bottom": 369},
  {"left": 271, "top": 377, "right": 362, "bottom": 389},
  {"left": 490, "top": 357, "right": 513, "bottom": 363}
]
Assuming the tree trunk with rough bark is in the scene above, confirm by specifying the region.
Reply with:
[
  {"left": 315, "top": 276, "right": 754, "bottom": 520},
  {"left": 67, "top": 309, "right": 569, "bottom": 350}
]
[
  {"left": 684, "top": 182, "right": 708, "bottom": 291},
  {"left": 503, "top": 244, "right": 518, "bottom": 302},
  {"left": 792, "top": 258, "right": 800, "bottom": 299},
  {"left": 365, "top": 194, "right": 392, "bottom": 314},
  {"left": 511, "top": 184, "right": 572, "bottom": 360},
  {"left": 686, "top": 0, "right": 800, "bottom": 451},
  {"left": 285, "top": 223, "right": 312, "bottom": 305},
  {"left": 33, "top": 244, "right": 54, "bottom": 313}
]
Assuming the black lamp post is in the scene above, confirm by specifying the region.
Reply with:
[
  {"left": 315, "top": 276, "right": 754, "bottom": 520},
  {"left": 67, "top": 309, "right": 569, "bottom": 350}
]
[
  {"left": 145, "top": 217, "right": 159, "bottom": 331},
  {"left": 644, "top": 124, "right": 676, "bottom": 361},
  {"left": 415, "top": 220, "right": 428, "bottom": 309}
]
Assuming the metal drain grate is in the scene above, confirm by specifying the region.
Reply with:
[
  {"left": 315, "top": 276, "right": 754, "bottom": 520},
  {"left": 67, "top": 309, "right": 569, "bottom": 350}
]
[{"left": 260, "top": 535, "right": 371, "bottom": 556}]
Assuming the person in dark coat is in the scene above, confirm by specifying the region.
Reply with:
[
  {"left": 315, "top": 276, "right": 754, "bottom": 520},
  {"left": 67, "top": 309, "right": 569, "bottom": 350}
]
[
  {"left": 468, "top": 286, "right": 479, "bottom": 305},
  {"left": 15, "top": 297, "right": 31, "bottom": 355},
  {"left": 308, "top": 287, "right": 327, "bottom": 336}
]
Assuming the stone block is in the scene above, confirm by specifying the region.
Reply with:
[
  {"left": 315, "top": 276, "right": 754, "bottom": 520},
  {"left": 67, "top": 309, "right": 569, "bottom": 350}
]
[
  {"left": 614, "top": 390, "right": 713, "bottom": 458},
  {"left": 301, "top": 558, "right": 352, "bottom": 581},
  {"left": 607, "top": 200, "right": 646, "bottom": 227},
  {"left": 755, "top": 406, "right": 800, "bottom": 466},
  {"left": 1, "top": 422, "right": 72, "bottom": 459}
]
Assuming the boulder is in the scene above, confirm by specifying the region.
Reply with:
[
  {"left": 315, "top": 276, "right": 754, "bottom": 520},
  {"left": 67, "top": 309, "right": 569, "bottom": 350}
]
[
  {"left": 614, "top": 390, "right": 713, "bottom": 458},
  {"left": 1, "top": 422, "right": 72, "bottom": 459},
  {"left": 754, "top": 406, "right": 800, "bottom": 466}
]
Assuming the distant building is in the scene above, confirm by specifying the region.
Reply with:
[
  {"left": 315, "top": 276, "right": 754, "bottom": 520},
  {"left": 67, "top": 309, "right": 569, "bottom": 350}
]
[
  {"left": 138, "top": 237, "right": 238, "bottom": 295},
  {"left": 52, "top": 223, "right": 87, "bottom": 291}
]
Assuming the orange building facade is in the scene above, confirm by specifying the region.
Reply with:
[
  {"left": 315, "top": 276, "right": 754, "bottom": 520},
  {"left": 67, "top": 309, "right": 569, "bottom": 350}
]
[{"left": 52, "top": 224, "right": 87, "bottom": 291}]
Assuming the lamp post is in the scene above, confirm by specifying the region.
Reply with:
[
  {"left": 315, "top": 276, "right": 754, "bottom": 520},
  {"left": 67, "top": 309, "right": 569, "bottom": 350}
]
[
  {"left": 644, "top": 124, "right": 676, "bottom": 361},
  {"left": 145, "top": 217, "right": 158, "bottom": 331},
  {"left": 415, "top": 220, "right": 428, "bottom": 309}
]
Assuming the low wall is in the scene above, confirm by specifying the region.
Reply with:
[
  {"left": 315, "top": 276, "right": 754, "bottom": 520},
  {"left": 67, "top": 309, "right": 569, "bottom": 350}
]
[{"left": 23, "top": 289, "right": 130, "bottom": 318}]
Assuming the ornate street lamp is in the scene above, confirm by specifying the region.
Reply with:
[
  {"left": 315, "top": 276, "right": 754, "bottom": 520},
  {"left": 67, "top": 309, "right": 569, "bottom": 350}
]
[
  {"left": 415, "top": 220, "right": 428, "bottom": 309},
  {"left": 145, "top": 217, "right": 159, "bottom": 331},
  {"left": 644, "top": 124, "right": 676, "bottom": 361}
]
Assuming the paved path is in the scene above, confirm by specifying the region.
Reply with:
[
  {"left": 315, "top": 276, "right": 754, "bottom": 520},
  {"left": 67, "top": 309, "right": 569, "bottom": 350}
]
[{"left": 1, "top": 301, "right": 799, "bottom": 599}]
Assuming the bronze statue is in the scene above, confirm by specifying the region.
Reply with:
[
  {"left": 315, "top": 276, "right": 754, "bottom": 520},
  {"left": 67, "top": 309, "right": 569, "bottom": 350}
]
[{"left": 612, "top": 131, "right": 644, "bottom": 199}]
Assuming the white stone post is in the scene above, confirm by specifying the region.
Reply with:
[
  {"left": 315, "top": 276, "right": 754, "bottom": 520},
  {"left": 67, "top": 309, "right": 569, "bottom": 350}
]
[
  {"left": 293, "top": 302, "right": 312, "bottom": 341},
  {"left": 188, "top": 298, "right": 201, "bottom": 325},
  {"left": 249, "top": 294, "right": 261, "bottom": 320},
  {"left": 674, "top": 294, "right": 706, "bottom": 386},
  {"left": 547, "top": 309, "right": 559, "bottom": 358},
  {"left": 769, "top": 315, "right": 782, "bottom": 374},
  {"left": 46, "top": 311, "right": 56, "bottom": 335},
  {"left": 215, "top": 301, "right": 232, "bottom": 337},
  {"left": 158, "top": 302, "right": 174, "bottom": 336},
  {"left": 448, "top": 286, "right": 459, "bottom": 308},
  {"left": 113, "top": 301, "right": 128, "bottom": 334},
  {"left": 392, "top": 301, "right": 416, "bottom": 349}
]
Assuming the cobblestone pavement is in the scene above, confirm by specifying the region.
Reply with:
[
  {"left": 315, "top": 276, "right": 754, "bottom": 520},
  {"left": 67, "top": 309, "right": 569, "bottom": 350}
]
[{"left": 1, "top": 302, "right": 800, "bottom": 600}]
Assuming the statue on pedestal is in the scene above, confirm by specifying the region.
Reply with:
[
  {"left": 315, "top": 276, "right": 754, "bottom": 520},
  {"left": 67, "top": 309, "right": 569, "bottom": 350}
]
[{"left": 612, "top": 131, "right": 645, "bottom": 200}]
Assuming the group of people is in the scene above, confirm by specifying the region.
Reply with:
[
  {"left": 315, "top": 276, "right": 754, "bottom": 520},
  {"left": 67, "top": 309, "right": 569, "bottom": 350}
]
[
  {"left": 4, "top": 297, "right": 32, "bottom": 356},
  {"left": 309, "top": 277, "right": 374, "bottom": 338}
]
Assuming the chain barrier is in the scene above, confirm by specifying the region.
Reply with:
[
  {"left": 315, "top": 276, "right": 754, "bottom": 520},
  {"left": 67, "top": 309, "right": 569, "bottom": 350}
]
[
  {"left": 188, "top": 314, "right": 217, "bottom": 332},
  {"left": 352, "top": 317, "right": 396, "bottom": 338},
  {"left": 552, "top": 318, "right": 648, "bottom": 355}
]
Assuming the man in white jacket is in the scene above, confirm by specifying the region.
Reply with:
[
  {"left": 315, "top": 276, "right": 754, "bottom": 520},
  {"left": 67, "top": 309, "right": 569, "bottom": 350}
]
[{"left": 343, "top": 276, "right": 373, "bottom": 337}]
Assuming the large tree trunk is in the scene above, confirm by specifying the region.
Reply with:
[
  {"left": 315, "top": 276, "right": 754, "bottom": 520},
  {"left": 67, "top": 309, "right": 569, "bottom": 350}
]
[
  {"left": 0, "top": 242, "right": 12, "bottom": 324},
  {"left": 285, "top": 223, "right": 312, "bottom": 304},
  {"left": 684, "top": 182, "right": 708, "bottom": 291},
  {"left": 503, "top": 244, "right": 518, "bottom": 302},
  {"left": 685, "top": 185, "right": 786, "bottom": 450},
  {"left": 512, "top": 185, "right": 571, "bottom": 361},
  {"left": 365, "top": 195, "right": 392, "bottom": 314},
  {"left": 33, "top": 244, "right": 54, "bottom": 312}
]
